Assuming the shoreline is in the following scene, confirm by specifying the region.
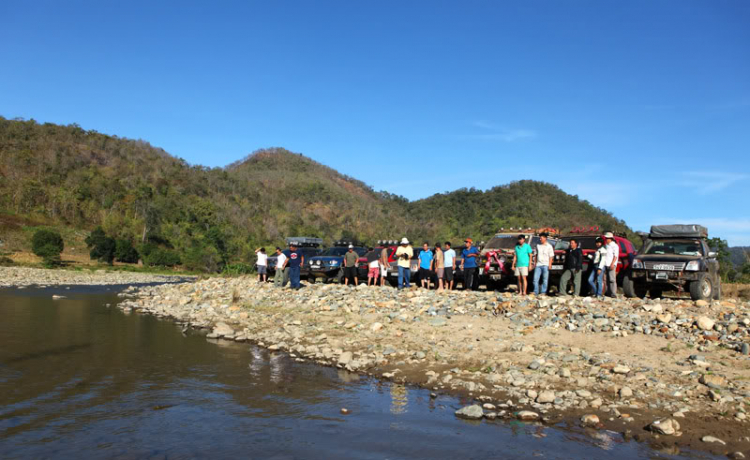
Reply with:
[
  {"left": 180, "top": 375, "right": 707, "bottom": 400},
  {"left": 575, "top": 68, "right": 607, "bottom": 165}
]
[
  {"left": 116, "top": 276, "right": 750, "bottom": 458},
  {"left": 0, "top": 266, "right": 194, "bottom": 288}
]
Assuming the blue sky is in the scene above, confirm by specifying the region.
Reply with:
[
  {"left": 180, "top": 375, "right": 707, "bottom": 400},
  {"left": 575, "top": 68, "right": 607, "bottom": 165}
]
[{"left": 2, "top": 1, "right": 749, "bottom": 245}]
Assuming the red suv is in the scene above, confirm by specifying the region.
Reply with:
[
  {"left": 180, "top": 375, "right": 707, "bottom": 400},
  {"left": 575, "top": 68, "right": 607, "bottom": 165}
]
[{"left": 549, "top": 227, "right": 638, "bottom": 295}]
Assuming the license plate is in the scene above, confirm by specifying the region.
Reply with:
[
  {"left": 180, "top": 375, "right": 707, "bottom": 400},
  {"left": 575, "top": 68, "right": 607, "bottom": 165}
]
[
  {"left": 490, "top": 274, "right": 502, "bottom": 280},
  {"left": 655, "top": 272, "right": 668, "bottom": 280},
  {"left": 551, "top": 265, "right": 563, "bottom": 270}
]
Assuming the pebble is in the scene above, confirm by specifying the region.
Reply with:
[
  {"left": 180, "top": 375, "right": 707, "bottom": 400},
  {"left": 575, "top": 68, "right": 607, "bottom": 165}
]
[
  {"left": 580, "top": 414, "right": 599, "bottom": 426},
  {"left": 700, "top": 435, "right": 726, "bottom": 445},
  {"left": 648, "top": 418, "right": 680, "bottom": 436},
  {"left": 536, "top": 390, "right": 556, "bottom": 404},
  {"left": 455, "top": 405, "right": 484, "bottom": 420},
  {"left": 696, "top": 316, "right": 715, "bottom": 331},
  {"left": 516, "top": 410, "right": 539, "bottom": 421}
]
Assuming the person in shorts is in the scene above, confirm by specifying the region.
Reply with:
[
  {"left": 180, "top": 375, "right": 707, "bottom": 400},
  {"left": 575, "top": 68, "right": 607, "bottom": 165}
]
[
  {"left": 418, "top": 242, "right": 433, "bottom": 288},
  {"left": 343, "top": 245, "right": 359, "bottom": 286},
  {"left": 255, "top": 247, "right": 268, "bottom": 282},
  {"left": 432, "top": 242, "right": 445, "bottom": 291},
  {"left": 442, "top": 241, "right": 456, "bottom": 290},
  {"left": 379, "top": 245, "right": 390, "bottom": 287},
  {"left": 512, "top": 235, "right": 533, "bottom": 296},
  {"left": 365, "top": 247, "right": 380, "bottom": 286}
]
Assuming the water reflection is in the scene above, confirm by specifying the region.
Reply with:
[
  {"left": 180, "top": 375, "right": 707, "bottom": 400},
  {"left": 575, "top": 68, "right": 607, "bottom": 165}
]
[{"left": 0, "top": 287, "right": 710, "bottom": 459}]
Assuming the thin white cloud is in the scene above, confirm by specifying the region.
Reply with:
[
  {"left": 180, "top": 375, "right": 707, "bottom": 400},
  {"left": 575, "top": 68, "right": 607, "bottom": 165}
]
[
  {"left": 680, "top": 171, "right": 749, "bottom": 194},
  {"left": 464, "top": 120, "right": 538, "bottom": 142}
]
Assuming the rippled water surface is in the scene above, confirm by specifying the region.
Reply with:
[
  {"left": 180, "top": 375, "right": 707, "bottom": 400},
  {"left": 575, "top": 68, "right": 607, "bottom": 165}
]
[{"left": 0, "top": 286, "right": 707, "bottom": 459}]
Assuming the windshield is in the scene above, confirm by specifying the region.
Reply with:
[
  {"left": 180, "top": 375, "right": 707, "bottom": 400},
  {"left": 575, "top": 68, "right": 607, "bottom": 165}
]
[
  {"left": 643, "top": 239, "right": 703, "bottom": 256},
  {"left": 319, "top": 247, "right": 349, "bottom": 257},
  {"left": 300, "top": 248, "right": 321, "bottom": 257},
  {"left": 484, "top": 235, "right": 518, "bottom": 250},
  {"left": 555, "top": 236, "right": 599, "bottom": 251}
]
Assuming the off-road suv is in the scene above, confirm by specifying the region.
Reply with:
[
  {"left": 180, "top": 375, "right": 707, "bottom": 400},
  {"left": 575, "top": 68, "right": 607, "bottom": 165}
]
[
  {"left": 267, "top": 237, "right": 323, "bottom": 280},
  {"left": 549, "top": 227, "right": 637, "bottom": 295},
  {"left": 623, "top": 225, "right": 721, "bottom": 301},
  {"left": 307, "top": 242, "right": 367, "bottom": 284}
]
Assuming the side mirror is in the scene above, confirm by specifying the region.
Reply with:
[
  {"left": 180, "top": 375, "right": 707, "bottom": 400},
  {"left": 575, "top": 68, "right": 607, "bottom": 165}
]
[{"left": 708, "top": 251, "right": 717, "bottom": 258}]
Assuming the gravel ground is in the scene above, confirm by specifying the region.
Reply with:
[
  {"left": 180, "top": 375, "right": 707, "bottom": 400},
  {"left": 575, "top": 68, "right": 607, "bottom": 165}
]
[{"left": 0, "top": 266, "right": 193, "bottom": 287}]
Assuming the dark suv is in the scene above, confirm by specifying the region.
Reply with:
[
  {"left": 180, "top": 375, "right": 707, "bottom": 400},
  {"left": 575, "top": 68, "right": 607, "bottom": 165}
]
[
  {"left": 624, "top": 225, "right": 721, "bottom": 301},
  {"left": 307, "top": 244, "right": 367, "bottom": 283},
  {"left": 267, "top": 237, "right": 323, "bottom": 280}
]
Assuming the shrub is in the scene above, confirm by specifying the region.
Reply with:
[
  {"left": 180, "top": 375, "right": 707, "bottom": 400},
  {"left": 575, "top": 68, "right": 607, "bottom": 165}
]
[
  {"left": 85, "top": 227, "right": 115, "bottom": 264},
  {"left": 145, "top": 248, "right": 181, "bottom": 267},
  {"left": 182, "top": 244, "right": 220, "bottom": 272},
  {"left": 115, "top": 239, "right": 139, "bottom": 263},
  {"left": 31, "top": 229, "right": 64, "bottom": 266}
]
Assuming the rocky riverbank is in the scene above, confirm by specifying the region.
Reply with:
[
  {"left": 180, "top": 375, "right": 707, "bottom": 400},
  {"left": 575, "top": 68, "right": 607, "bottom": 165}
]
[
  {"left": 0, "top": 266, "right": 193, "bottom": 288},
  {"left": 120, "top": 278, "right": 750, "bottom": 457}
]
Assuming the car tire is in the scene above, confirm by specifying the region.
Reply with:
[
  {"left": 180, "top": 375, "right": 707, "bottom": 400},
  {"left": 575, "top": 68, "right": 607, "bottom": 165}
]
[
  {"left": 308, "top": 276, "right": 316, "bottom": 284},
  {"left": 689, "top": 274, "right": 713, "bottom": 301},
  {"left": 622, "top": 275, "right": 637, "bottom": 298}
]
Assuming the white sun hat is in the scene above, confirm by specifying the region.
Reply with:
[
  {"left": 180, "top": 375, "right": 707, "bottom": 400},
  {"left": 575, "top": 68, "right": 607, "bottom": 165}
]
[{"left": 400, "top": 237, "right": 409, "bottom": 244}]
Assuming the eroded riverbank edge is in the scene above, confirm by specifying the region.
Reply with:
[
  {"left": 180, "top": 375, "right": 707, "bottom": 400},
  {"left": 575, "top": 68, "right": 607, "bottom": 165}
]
[{"left": 106, "top": 276, "right": 750, "bottom": 459}]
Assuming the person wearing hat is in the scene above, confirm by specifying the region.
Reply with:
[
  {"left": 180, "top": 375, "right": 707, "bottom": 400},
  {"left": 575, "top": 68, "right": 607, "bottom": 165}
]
[
  {"left": 460, "top": 238, "right": 480, "bottom": 290},
  {"left": 603, "top": 232, "right": 620, "bottom": 298},
  {"left": 274, "top": 247, "right": 289, "bottom": 287},
  {"left": 532, "top": 232, "right": 554, "bottom": 295},
  {"left": 282, "top": 242, "right": 304, "bottom": 290},
  {"left": 343, "top": 244, "right": 359, "bottom": 286},
  {"left": 394, "top": 237, "right": 413, "bottom": 289}
]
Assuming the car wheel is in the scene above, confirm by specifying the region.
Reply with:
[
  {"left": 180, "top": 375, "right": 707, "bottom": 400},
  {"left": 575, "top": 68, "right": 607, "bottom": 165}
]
[
  {"left": 308, "top": 276, "right": 316, "bottom": 284},
  {"left": 689, "top": 274, "right": 713, "bottom": 301},
  {"left": 622, "top": 275, "right": 636, "bottom": 298}
]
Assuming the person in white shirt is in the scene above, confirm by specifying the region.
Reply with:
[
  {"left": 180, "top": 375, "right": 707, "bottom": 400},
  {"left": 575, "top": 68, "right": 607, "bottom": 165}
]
[
  {"left": 603, "top": 232, "right": 620, "bottom": 298},
  {"left": 532, "top": 233, "right": 554, "bottom": 295},
  {"left": 273, "top": 247, "right": 288, "bottom": 287},
  {"left": 587, "top": 238, "right": 607, "bottom": 297},
  {"left": 255, "top": 247, "right": 268, "bottom": 282}
]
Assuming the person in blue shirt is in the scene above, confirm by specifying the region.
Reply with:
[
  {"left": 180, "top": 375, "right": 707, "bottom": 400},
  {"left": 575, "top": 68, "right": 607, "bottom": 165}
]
[
  {"left": 418, "top": 242, "right": 433, "bottom": 289},
  {"left": 460, "top": 238, "right": 480, "bottom": 290},
  {"left": 282, "top": 242, "right": 305, "bottom": 290}
]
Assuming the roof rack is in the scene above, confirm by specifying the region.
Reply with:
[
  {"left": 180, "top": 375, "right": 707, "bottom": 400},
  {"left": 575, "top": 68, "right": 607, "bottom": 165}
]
[{"left": 285, "top": 237, "right": 323, "bottom": 247}]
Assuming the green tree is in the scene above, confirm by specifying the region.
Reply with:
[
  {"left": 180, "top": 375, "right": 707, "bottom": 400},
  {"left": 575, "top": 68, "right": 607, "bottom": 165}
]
[
  {"left": 31, "top": 229, "right": 64, "bottom": 266},
  {"left": 115, "top": 239, "right": 139, "bottom": 263},
  {"left": 85, "top": 226, "right": 116, "bottom": 264}
]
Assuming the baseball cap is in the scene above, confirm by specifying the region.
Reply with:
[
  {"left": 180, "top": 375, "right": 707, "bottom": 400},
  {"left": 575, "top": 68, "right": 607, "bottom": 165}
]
[
  {"left": 348, "top": 244, "right": 354, "bottom": 249},
  {"left": 464, "top": 238, "right": 473, "bottom": 243}
]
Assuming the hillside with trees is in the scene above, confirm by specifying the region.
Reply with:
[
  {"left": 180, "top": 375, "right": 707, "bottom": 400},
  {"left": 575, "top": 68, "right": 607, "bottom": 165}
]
[{"left": 0, "top": 116, "right": 636, "bottom": 272}]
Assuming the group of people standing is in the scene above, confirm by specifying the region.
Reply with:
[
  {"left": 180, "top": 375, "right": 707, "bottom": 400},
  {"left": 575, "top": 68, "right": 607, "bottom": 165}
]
[
  {"left": 511, "top": 231, "right": 620, "bottom": 298},
  {"left": 255, "top": 244, "right": 305, "bottom": 290},
  {"left": 256, "top": 231, "right": 622, "bottom": 297}
]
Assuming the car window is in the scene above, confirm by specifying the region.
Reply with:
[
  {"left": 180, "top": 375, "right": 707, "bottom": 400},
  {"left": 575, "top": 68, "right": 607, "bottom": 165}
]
[
  {"left": 484, "top": 235, "right": 517, "bottom": 250},
  {"left": 643, "top": 239, "right": 704, "bottom": 256},
  {"left": 619, "top": 241, "right": 627, "bottom": 253},
  {"left": 320, "top": 247, "right": 349, "bottom": 257}
]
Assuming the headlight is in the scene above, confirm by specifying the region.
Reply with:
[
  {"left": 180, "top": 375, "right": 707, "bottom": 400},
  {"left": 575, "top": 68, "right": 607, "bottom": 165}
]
[
  {"left": 685, "top": 260, "right": 700, "bottom": 271},
  {"left": 330, "top": 260, "right": 338, "bottom": 266},
  {"left": 632, "top": 259, "right": 644, "bottom": 269},
  {"left": 499, "top": 256, "right": 506, "bottom": 264}
]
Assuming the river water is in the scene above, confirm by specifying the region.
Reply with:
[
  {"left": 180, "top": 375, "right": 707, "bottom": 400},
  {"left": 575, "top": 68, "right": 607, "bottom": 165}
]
[{"left": 0, "top": 286, "right": 708, "bottom": 459}]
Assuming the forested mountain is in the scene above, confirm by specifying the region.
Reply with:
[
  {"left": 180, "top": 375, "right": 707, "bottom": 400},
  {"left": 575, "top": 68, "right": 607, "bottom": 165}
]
[
  {"left": 407, "top": 182, "right": 633, "bottom": 243},
  {"left": 0, "top": 117, "right": 634, "bottom": 271},
  {"left": 730, "top": 247, "right": 750, "bottom": 268}
]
